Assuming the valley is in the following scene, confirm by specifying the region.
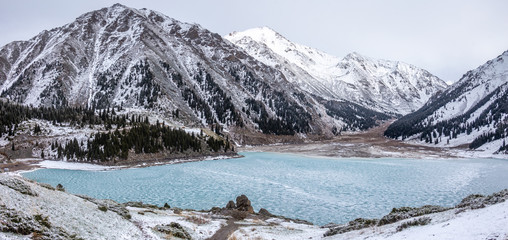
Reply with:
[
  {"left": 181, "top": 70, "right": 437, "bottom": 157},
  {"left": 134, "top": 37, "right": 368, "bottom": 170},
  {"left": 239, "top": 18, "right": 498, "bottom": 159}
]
[
  {"left": 0, "top": 3, "right": 507, "bottom": 240},
  {"left": 241, "top": 120, "right": 460, "bottom": 159}
]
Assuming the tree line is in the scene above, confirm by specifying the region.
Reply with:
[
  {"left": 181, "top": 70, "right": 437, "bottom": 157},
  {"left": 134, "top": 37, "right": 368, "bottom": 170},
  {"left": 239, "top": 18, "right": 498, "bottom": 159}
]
[
  {"left": 0, "top": 99, "right": 233, "bottom": 162},
  {"left": 54, "top": 122, "right": 231, "bottom": 162},
  {"left": 385, "top": 85, "right": 508, "bottom": 150}
]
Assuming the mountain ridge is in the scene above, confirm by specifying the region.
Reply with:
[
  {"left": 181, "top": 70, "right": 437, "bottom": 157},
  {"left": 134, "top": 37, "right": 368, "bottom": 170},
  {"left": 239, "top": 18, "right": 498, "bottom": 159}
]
[
  {"left": 385, "top": 50, "right": 508, "bottom": 154},
  {"left": 0, "top": 4, "right": 346, "bottom": 144},
  {"left": 225, "top": 27, "right": 448, "bottom": 115}
]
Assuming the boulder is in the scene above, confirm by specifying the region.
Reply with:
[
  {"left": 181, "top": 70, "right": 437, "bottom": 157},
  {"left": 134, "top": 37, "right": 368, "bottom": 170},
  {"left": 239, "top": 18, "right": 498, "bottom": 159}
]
[
  {"left": 153, "top": 222, "right": 191, "bottom": 240},
  {"left": 236, "top": 195, "right": 254, "bottom": 213},
  {"left": 225, "top": 200, "right": 236, "bottom": 209},
  {"left": 258, "top": 208, "right": 273, "bottom": 217}
]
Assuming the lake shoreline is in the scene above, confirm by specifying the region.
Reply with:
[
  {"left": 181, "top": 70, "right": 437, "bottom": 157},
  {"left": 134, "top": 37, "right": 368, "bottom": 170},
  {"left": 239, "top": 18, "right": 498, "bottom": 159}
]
[
  {"left": 237, "top": 122, "right": 508, "bottom": 160},
  {"left": 1, "top": 173, "right": 507, "bottom": 239},
  {"left": 2, "top": 151, "right": 242, "bottom": 174},
  {"left": 20, "top": 152, "right": 508, "bottom": 226},
  {"left": 3, "top": 121, "right": 506, "bottom": 175}
]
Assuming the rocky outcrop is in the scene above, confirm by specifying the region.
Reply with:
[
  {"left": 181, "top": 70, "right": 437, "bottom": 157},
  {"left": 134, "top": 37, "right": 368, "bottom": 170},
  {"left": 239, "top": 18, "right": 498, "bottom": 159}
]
[
  {"left": 456, "top": 189, "right": 508, "bottom": 210},
  {"left": 222, "top": 194, "right": 254, "bottom": 214},
  {"left": 324, "top": 218, "right": 378, "bottom": 236},
  {"left": 378, "top": 205, "right": 449, "bottom": 226},
  {"left": 235, "top": 194, "right": 254, "bottom": 213},
  {"left": 324, "top": 189, "right": 508, "bottom": 237},
  {"left": 225, "top": 200, "right": 236, "bottom": 209},
  {"left": 153, "top": 222, "right": 191, "bottom": 240},
  {"left": 217, "top": 195, "right": 257, "bottom": 220},
  {"left": 258, "top": 208, "right": 273, "bottom": 217},
  {"left": 0, "top": 204, "right": 72, "bottom": 239}
]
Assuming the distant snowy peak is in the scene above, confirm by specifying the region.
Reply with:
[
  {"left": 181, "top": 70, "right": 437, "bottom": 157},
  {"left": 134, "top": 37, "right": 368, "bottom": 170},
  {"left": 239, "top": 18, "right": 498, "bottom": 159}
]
[
  {"left": 385, "top": 49, "right": 508, "bottom": 154},
  {"left": 449, "top": 50, "right": 508, "bottom": 97},
  {"left": 226, "top": 28, "right": 447, "bottom": 115},
  {"left": 338, "top": 51, "right": 446, "bottom": 91},
  {"left": 226, "top": 27, "right": 340, "bottom": 70},
  {"left": 426, "top": 50, "right": 508, "bottom": 123},
  {"left": 226, "top": 27, "right": 341, "bottom": 98}
]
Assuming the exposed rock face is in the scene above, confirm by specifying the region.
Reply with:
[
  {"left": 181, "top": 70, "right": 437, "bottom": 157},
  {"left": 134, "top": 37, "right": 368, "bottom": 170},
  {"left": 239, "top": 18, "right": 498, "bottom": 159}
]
[
  {"left": 226, "top": 27, "right": 448, "bottom": 116},
  {"left": 225, "top": 200, "right": 236, "bottom": 209},
  {"left": 236, "top": 194, "right": 254, "bottom": 213},
  {"left": 0, "top": 4, "right": 337, "bottom": 144},
  {"left": 377, "top": 205, "right": 448, "bottom": 226},
  {"left": 385, "top": 50, "right": 508, "bottom": 152},
  {"left": 221, "top": 195, "right": 255, "bottom": 218}
]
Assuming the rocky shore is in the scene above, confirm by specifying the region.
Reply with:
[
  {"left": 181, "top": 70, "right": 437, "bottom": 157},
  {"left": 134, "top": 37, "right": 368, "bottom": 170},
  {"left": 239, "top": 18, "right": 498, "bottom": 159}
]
[
  {"left": 0, "top": 151, "right": 241, "bottom": 174},
  {"left": 1, "top": 174, "right": 507, "bottom": 239}
]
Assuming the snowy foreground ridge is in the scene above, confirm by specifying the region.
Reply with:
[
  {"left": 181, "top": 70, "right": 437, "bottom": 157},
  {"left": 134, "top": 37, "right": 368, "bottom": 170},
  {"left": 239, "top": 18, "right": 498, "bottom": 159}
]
[{"left": 0, "top": 174, "right": 507, "bottom": 240}]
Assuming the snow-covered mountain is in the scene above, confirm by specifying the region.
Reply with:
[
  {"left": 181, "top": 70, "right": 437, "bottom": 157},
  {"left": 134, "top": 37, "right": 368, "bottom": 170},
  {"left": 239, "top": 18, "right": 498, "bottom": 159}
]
[
  {"left": 225, "top": 27, "right": 448, "bottom": 115},
  {"left": 385, "top": 50, "right": 508, "bottom": 155},
  {"left": 0, "top": 4, "right": 345, "bottom": 143}
]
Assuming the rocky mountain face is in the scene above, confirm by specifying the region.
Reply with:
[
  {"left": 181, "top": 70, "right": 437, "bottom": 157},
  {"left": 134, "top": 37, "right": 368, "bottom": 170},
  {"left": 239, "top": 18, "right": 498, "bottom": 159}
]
[
  {"left": 225, "top": 27, "right": 448, "bottom": 116},
  {"left": 385, "top": 50, "right": 508, "bottom": 153},
  {"left": 0, "top": 4, "right": 451, "bottom": 144},
  {"left": 0, "top": 4, "right": 345, "bottom": 144}
]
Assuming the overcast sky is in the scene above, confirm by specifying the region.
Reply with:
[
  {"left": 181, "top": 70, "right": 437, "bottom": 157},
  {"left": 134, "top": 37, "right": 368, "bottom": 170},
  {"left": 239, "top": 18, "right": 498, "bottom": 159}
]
[{"left": 1, "top": 0, "right": 507, "bottom": 83}]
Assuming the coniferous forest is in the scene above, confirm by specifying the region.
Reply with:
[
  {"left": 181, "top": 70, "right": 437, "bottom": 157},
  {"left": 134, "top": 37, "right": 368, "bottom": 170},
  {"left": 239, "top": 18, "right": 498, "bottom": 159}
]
[
  {"left": 0, "top": 100, "right": 232, "bottom": 163},
  {"left": 385, "top": 86, "right": 508, "bottom": 151}
]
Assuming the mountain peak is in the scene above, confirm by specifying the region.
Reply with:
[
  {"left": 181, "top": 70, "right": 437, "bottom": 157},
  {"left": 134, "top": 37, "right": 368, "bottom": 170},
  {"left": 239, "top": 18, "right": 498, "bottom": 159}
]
[
  {"left": 227, "top": 29, "right": 447, "bottom": 115},
  {"left": 343, "top": 52, "right": 371, "bottom": 62},
  {"left": 227, "top": 26, "right": 288, "bottom": 44},
  {"left": 111, "top": 3, "right": 128, "bottom": 9},
  {"left": 100, "top": 3, "right": 136, "bottom": 15},
  {"left": 252, "top": 26, "right": 281, "bottom": 36},
  {"left": 0, "top": 5, "right": 335, "bottom": 142}
]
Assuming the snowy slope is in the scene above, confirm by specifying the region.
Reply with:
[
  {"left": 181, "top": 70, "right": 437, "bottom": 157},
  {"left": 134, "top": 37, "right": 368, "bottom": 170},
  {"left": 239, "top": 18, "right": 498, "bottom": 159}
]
[
  {"left": 328, "top": 200, "right": 508, "bottom": 240},
  {"left": 420, "top": 50, "right": 508, "bottom": 123},
  {"left": 0, "top": 174, "right": 144, "bottom": 239},
  {"left": 0, "top": 4, "right": 342, "bottom": 142},
  {"left": 225, "top": 27, "right": 448, "bottom": 115},
  {"left": 385, "top": 50, "right": 508, "bottom": 155}
]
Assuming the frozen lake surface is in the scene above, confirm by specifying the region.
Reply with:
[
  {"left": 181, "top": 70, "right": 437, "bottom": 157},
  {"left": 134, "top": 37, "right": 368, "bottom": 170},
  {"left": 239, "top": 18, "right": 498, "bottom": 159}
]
[{"left": 22, "top": 152, "right": 508, "bottom": 225}]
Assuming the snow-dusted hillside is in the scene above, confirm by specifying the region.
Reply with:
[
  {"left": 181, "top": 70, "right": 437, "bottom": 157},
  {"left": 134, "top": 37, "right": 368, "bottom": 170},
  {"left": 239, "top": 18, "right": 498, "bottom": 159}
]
[
  {"left": 385, "top": 50, "right": 508, "bottom": 155},
  {"left": 225, "top": 27, "right": 448, "bottom": 115},
  {"left": 0, "top": 4, "right": 343, "bottom": 143}
]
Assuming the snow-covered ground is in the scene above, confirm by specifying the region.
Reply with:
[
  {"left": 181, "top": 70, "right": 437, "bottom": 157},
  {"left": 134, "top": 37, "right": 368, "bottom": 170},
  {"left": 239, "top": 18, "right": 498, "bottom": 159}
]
[
  {"left": 128, "top": 207, "right": 225, "bottom": 239},
  {"left": 229, "top": 198, "right": 508, "bottom": 240},
  {"left": 36, "top": 160, "right": 117, "bottom": 171},
  {"left": 0, "top": 174, "right": 506, "bottom": 239},
  {"left": 329, "top": 200, "right": 508, "bottom": 240}
]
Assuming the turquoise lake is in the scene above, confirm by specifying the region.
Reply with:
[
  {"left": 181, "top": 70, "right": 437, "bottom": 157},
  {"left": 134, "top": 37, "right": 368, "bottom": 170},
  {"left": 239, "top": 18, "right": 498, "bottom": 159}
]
[{"left": 22, "top": 152, "right": 508, "bottom": 225}]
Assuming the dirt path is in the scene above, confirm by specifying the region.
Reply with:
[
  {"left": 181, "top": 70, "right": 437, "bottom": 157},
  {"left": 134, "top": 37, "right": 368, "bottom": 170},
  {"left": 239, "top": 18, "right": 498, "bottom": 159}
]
[{"left": 208, "top": 219, "right": 239, "bottom": 240}]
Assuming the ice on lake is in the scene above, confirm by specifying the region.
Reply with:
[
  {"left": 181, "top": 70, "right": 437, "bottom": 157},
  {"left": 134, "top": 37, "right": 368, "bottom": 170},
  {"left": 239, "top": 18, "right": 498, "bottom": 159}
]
[{"left": 22, "top": 152, "right": 508, "bottom": 225}]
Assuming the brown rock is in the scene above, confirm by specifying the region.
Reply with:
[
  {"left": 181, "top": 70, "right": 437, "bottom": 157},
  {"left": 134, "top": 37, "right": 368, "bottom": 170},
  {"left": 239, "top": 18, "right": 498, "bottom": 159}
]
[
  {"left": 259, "top": 208, "right": 273, "bottom": 217},
  {"left": 236, "top": 195, "right": 254, "bottom": 213},
  {"left": 230, "top": 209, "right": 248, "bottom": 220},
  {"left": 225, "top": 200, "right": 236, "bottom": 209}
]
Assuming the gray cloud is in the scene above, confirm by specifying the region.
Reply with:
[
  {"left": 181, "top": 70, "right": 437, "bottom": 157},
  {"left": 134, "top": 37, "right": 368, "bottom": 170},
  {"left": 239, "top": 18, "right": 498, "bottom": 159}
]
[{"left": 1, "top": 0, "right": 507, "bottom": 83}]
